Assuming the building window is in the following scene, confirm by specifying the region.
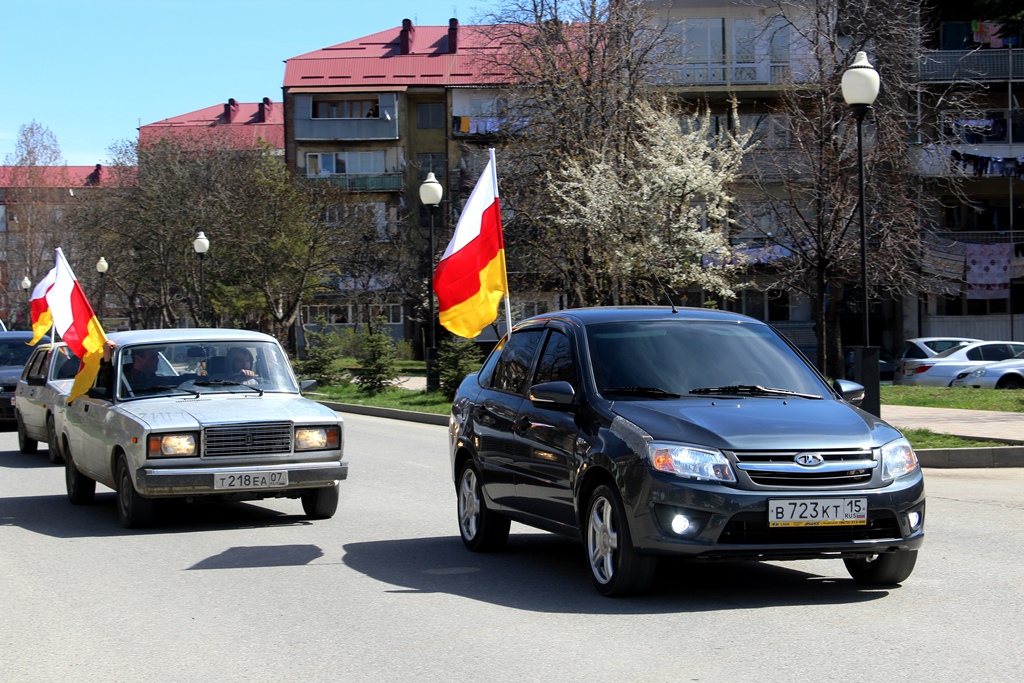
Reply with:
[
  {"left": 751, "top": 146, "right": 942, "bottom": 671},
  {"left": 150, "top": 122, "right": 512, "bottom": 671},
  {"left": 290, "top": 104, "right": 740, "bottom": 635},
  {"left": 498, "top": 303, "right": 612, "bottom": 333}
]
[
  {"left": 417, "top": 103, "right": 445, "bottom": 129},
  {"left": 307, "top": 151, "right": 386, "bottom": 176},
  {"left": 313, "top": 99, "right": 378, "bottom": 119},
  {"left": 417, "top": 153, "right": 445, "bottom": 181},
  {"left": 357, "top": 303, "right": 403, "bottom": 324}
]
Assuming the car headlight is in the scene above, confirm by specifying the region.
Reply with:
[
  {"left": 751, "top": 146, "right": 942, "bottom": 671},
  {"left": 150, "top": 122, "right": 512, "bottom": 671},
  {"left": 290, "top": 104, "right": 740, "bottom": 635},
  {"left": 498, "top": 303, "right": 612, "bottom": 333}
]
[
  {"left": 969, "top": 367, "right": 987, "bottom": 378},
  {"left": 295, "top": 425, "right": 341, "bottom": 451},
  {"left": 881, "top": 437, "right": 919, "bottom": 481},
  {"left": 148, "top": 433, "right": 198, "bottom": 457},
  {"left": 647, "top": 442, "right": 736, "bottom": 483}
]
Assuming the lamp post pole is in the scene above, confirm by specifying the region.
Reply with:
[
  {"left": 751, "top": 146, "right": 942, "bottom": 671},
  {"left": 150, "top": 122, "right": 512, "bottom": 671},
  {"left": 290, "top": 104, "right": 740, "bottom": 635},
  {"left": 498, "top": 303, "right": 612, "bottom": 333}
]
[
  {"left": 96, "top": 257, "right": 108, "bottom": 327},
  {"left": 842, "top": 51, "right": 881, "bottom": 416},
  {"left": 20, "top": 276, "right": 31, "bottom": 330},
  {"left": 419, "top": 173, "right": 443, "bottom": 393},
  {"left": 193, "top": 232, "right": 210, "bottom": 327}
]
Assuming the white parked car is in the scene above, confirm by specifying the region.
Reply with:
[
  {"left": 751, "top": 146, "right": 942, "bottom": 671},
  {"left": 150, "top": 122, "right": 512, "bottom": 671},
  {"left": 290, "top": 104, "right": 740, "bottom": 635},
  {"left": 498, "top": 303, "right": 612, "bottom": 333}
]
[
  {"left": 952, "top": 352, "right": 1024, "bottom": 390},
  {"left": 61, "top": 329, "right": 347, "bottom": 528},
  {"left": 898, "top": 340, "right": 1024, "bottom": 387},
  {"left": 893, "top": 337, "right": 980, "bottom": 384},
  {"left": 14, "top": 342, "right": 76, "bottom": 463}
]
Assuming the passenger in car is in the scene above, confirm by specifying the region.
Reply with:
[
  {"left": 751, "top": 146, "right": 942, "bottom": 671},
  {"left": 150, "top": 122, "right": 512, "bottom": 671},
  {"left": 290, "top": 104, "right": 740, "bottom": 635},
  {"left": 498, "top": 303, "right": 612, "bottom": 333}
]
[{"left": 96, "top": 340, "right": 161, "bottom": 394}]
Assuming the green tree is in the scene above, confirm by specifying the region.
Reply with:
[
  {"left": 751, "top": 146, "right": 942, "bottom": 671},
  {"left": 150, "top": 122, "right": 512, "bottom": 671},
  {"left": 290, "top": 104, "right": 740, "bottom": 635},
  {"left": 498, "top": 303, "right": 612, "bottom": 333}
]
[
  {"left": 437, "top": 335, "right": 484, "bottom": 399},
  {"left": 357, "top": 320, "right": 398, "bottom": 395}
]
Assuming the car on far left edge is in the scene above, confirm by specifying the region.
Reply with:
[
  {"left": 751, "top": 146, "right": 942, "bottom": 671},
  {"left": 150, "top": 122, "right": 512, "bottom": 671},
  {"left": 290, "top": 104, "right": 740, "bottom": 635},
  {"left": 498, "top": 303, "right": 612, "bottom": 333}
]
[
  {"left": 15, "top": 340, "right": 75, "bottom": 462},
  {"left": 1, "top": 330, "right": 50, "bottom": 424},
  {"left": 60, "top": 328, "right": 347, "bottom": 529}
]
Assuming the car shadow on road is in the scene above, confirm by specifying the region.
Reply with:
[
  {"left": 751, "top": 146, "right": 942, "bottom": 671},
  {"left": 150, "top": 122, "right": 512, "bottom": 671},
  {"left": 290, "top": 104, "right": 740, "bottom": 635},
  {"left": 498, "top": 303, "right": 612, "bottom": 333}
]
[
  {"left": 0, "top": 491, "right": 313, "bottom": 538},
  {"left": 341, "top": 533, "right": 890, "bottom": 614},
  {"left": 0, "top": 449, "right": 57, "bottom": 469}
]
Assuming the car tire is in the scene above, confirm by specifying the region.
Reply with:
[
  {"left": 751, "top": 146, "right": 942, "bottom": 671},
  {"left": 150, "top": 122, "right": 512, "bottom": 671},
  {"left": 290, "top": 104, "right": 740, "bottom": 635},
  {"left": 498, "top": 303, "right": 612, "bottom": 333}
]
[
  {"left": 457, "top": 461, "right": 510, "bottom": 552},
  {"left": 46, "top": 414, "right": 64, "bottom": 464},
  {"left": 116, "top": 454, "right": 154, "bottom": 529},
  {"left": 301, "top": 483, "right": 340, "bottom": 519},
  {"left": 996, "top": 376, "right": 1023, "bottom": 390},
  {"left": 844, "top": 549, "right": 918, "bottom": 585},
  {"left": 17, "top": 415, "right": 38, "bottom": 454},
  {"left": 585, "top": 484, "right": 656, "bottom": 597},
  {"left": 65, "top": 447, "right": 96, "bottom": 505}
]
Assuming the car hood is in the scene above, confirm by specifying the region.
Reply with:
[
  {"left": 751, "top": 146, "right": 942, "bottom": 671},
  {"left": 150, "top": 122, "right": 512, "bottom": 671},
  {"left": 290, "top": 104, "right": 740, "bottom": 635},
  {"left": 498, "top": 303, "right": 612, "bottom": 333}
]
[
  {"left": 0, "top": 365, "right": 24, "bottom": 384},
  {"left": 117, "top": 394, "right": 340, "bottom": 430},
  {"left": 610, "top": 397, "right": 901, "bottom": 451}
]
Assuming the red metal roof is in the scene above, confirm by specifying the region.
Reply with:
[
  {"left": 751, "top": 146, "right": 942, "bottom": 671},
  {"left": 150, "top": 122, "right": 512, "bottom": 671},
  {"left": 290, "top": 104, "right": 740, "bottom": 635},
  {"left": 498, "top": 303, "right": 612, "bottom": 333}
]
[
  {"left": 138, "top": 99, "right": 284, "bottom": 150},
  {"left": 284, "top": 22, "right": 512, "bottom": 89},
  {"left": 0, "top": 164, "right": 129, "bottom": 188}
]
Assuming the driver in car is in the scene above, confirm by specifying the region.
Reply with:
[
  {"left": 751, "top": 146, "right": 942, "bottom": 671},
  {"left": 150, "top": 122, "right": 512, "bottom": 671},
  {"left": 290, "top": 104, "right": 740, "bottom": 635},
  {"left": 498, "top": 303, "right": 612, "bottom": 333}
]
[{"left": 218, "top": 347, "right": 257, "bottom": 382}]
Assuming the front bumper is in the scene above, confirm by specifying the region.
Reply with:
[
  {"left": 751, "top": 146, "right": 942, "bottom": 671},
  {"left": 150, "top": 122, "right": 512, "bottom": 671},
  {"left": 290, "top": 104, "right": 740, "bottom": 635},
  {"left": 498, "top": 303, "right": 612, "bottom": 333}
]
[
  {"left": 627, "top": 471, "right": 925, "bottom": 561},
  {"left": 137, "top": 461, "right": 348, "bottom": 497}
]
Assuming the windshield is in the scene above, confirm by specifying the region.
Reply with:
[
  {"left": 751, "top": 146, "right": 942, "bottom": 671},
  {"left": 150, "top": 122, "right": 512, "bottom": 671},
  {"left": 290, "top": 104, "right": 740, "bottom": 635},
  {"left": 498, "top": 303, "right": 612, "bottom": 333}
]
[
  {"left": 113, "top": 340, "right": 298, "bottom": 400},
  {"left": 0, "top": 340, "right": 36, "bottom": 367},
  {"left": 586, "top": 320, "right": 827, "bottom": 399}
]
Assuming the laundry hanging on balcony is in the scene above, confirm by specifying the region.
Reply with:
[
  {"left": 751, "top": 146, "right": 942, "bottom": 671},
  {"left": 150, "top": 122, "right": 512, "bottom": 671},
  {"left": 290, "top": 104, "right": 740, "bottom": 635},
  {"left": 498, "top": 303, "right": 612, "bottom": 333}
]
[{"left": 965, "top": 242, "right": 1013, "bottom": 299}]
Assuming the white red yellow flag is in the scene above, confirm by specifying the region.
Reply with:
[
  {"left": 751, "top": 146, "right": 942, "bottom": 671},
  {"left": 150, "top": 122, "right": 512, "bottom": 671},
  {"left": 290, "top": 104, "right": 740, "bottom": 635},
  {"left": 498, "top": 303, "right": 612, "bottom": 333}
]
[
  {"left": 432, "top": 149, "right": 510, "bottom": 338},
  {"left": 32, "top": 249, "right": 108, "bottom": 401}
]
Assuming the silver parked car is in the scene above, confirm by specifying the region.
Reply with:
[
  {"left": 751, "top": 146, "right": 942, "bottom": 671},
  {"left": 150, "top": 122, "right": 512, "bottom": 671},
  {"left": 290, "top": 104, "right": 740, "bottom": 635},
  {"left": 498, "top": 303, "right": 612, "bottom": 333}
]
[
  {"left": 952, "top": 351, "right": 1024, "bottom": 390},
  {"left": 15, "top": 342, "right": 77, "bottom": 462},
  {"left": 897, "top": 340, "right": 1024, "bottom": 387},
  {"left": 1, "top": 331, "right": 51, "bottom": 425},
  {"left": 892, "top": 337, "right": 979, "bottom": 384},
  {"left": 61, "top": 329, "right": 347, "bottom": 528}
]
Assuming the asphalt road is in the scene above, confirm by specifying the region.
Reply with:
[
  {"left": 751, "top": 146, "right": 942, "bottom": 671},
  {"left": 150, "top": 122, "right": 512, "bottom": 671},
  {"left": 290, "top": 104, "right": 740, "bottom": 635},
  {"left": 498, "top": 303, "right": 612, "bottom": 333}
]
[{"left": 2, "top": 415, "right": 1022, "bottom": 683}]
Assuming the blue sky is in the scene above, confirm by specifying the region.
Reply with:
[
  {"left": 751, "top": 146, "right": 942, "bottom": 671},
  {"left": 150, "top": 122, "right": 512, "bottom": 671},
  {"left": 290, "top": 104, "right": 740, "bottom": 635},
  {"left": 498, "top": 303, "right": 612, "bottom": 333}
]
[{"left": 1, "top": 0, "right": 488, "bottom": 166}]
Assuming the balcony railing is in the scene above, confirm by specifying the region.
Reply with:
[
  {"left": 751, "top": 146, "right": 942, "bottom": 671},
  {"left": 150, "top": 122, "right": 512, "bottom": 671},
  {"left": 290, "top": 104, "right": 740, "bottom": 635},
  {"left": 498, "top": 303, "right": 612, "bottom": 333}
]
[
  {"left": 305, "top": 173, "right": 404, "bottom": 192},
  {"left": 659, "top": 55, "right": 818, "bottom": 87},
  {"left": 919, "top": 49, "right": 1024, "bottom": 82},
  {"left": 294, "top": 116, "right": 400, "bottom": 141}
]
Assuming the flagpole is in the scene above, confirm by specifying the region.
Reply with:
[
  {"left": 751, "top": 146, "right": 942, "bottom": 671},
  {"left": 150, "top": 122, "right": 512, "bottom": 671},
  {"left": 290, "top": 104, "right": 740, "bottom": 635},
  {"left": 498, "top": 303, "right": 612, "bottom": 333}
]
[{"left": 489, "top": 148, "right": 514, "bottom": 336}]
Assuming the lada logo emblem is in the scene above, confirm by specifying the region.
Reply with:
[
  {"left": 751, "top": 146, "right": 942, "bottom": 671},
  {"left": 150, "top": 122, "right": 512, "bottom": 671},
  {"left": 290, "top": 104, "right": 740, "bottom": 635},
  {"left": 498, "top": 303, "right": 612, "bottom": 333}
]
[
  {"left": 795, "top": 452, "right": 825, "bottom": 467},
  {"left": 245, "top": 432, "right": 254, "bottom": 446}
]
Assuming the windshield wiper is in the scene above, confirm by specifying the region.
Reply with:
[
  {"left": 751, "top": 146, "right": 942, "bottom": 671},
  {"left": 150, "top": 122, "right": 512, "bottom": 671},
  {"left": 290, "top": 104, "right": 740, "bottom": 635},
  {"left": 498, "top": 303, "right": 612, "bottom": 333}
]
[
  {"left": 132, "top": 385, "right": 200, "bottom": 397},
  {"left": 688, "top": 385, "right": 822, "bottom": 399},
  {"left": 193, "top": 380, "right": 263, "bottom": 396},
  {"left": 605, "top": 386, "right": 682, "bottom": 398}
]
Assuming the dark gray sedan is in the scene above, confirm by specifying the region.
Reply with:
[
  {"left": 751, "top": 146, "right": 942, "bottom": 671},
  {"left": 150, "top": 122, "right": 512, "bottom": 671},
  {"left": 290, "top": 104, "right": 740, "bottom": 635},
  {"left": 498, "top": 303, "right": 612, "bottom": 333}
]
[{"left": 448, "top": 307, "right": 925, "bottom": 596}]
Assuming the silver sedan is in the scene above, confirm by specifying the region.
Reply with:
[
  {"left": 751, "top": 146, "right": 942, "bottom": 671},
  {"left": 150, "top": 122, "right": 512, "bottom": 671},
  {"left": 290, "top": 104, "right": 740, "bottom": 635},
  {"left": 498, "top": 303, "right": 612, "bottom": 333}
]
[{"left": 61, "top": 328, "right": 347, "bottom": 528}]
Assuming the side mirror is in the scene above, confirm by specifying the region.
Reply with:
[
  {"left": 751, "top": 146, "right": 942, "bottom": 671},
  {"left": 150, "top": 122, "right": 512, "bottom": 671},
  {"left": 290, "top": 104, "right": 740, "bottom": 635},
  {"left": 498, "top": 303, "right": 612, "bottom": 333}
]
[
  {"left": 300, "top": 379, "right": 318, "bottom": 393},
  {"left": 87, "top": 386, "right": 109, "bottom": 400},
  {"left": 529, "top": 380, "right": 576, "bottom": 408},
  {"left": 833, "top": 379, "right": 864, "bottom": 406}
]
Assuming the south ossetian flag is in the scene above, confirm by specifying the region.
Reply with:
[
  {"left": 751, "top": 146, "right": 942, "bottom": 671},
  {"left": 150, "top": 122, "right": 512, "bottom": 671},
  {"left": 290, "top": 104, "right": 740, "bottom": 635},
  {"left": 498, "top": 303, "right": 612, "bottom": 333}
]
[
  {"left": 432, "top": 150, "right": 508, "bottom": 338},
  {"left": 29, "top": 248, "right": 108, "bottom": 401}
]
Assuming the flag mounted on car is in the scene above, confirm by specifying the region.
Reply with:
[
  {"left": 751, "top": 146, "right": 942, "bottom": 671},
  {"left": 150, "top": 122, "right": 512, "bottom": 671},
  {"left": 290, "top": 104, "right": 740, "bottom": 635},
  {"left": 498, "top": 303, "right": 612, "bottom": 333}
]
[
  {"left": 28, "top": 249, "right": 108, "bottom": 402},
  {"left": 432, "top": 148, "right": 511, "bottom": 338}
]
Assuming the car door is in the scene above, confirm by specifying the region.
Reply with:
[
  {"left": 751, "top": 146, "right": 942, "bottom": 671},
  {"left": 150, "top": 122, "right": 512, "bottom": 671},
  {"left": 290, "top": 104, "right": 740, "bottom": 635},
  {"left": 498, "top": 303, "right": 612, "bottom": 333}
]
[
  {"left": 510, "top": 327, "right": 582, "bottom": 529},
  {"left": 63, "top": 360, "right": 118, "bottom": 483},
  {"left": 469, "top": 327, "right": 544, "bottom": 509},
  {"left": 16, "top": 347, "right": 51, "bottom": 439}
]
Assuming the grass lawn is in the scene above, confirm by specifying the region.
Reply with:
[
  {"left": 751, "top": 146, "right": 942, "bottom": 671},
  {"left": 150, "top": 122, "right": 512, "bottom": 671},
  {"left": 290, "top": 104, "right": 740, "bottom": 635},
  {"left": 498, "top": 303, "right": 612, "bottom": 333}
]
[{"left": 880, "top": 385, "right": 1024, "bottom": 413}]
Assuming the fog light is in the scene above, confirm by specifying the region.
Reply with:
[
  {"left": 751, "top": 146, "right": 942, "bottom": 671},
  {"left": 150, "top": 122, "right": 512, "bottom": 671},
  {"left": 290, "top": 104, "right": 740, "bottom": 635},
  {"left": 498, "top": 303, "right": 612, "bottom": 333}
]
[
  {"left": 908, "top": 511, "right": 921, "bottom": 529},
  {"left": 671, "top": 514, "right": 691, "bottom": 535}
]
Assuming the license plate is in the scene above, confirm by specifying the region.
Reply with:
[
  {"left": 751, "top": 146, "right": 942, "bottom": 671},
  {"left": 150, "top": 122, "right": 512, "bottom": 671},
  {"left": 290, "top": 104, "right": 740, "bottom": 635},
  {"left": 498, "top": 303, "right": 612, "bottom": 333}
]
[
  {"left": 214, "top": 471, "right": 289, "bottom": 490},
  {"left": 768, "top": 498, "right": 867, "bottom": 527}
]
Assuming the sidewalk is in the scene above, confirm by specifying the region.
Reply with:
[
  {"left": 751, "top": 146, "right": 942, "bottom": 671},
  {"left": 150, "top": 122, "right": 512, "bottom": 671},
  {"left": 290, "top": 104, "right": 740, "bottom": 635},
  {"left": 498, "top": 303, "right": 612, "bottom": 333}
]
[{"left": 880, "top": 405, "right": 1024, "bottom": 444}]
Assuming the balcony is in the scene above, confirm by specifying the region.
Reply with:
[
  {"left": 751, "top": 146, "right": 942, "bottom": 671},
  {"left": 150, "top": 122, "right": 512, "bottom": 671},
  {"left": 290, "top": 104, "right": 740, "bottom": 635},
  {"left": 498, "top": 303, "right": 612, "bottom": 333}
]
[
  {"left": 294, "top": 117, "right": 399, "bottom": 142},
  {"left": 305, "top": 173, "right": 404, "bottom": 192},
  {"left": 919, "top": 49, "right": 1024, "bottom": 82},
  {"left": 659, "top": 55, "right": 818, "bottom": 88}
]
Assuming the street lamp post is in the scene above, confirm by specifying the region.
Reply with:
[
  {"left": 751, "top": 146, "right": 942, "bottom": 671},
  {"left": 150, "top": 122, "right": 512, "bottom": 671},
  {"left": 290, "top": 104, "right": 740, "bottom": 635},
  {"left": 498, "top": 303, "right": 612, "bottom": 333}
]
[
  {"left": 419, "top": 172, "right": 443, "bottom": 393},
  {"left": 96, "top": 257, "right": 108, "bottom": 327},
  {"left": 193, "top": 232, "right": 210, "bottom": 327},
  {"left": 842, "top": 51, "right": 881, "bottom": 416},
  {"left": 20, "top": 276, "right": 31, "bottom": 330}
]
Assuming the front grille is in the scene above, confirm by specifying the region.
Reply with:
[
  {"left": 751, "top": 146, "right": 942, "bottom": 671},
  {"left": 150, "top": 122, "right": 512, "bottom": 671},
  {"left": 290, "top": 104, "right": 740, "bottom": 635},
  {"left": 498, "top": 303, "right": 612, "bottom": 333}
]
[
  {"left": 0, "top": 384, "right": 16, "bottom": 394},
  {"left": 718, "top": 510, "right": 901, "bottom": 544},
  {"left": 732, "top": 449, "right": 875, "bottom": 488},
  {"left": 203, "top": 423, "right": 292, "bottom": 457}
]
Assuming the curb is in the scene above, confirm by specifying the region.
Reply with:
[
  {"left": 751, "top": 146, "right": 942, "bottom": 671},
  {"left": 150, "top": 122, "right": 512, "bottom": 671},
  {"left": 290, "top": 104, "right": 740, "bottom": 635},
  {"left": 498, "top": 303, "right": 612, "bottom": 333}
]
[
  {"left": 318, "top": 401, "right": 449, "bottom": 426},
  {"left": 317, "top": 400, "right": 1024, "bottom": 468}
]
